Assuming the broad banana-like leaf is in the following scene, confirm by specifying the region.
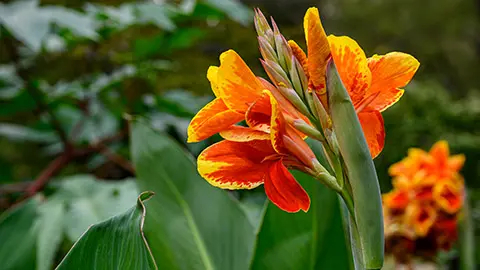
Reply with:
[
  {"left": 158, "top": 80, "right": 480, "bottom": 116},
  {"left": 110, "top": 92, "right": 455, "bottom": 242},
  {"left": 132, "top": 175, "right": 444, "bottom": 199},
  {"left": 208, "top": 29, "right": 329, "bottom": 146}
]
[{"left": 56, "top": 192, "right": 157, "bottom": 270}]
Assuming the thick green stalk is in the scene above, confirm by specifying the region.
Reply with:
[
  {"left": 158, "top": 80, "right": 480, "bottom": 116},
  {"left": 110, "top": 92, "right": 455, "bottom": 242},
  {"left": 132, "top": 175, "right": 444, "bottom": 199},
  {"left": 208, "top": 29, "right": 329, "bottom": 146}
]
[{"left": 326, "top": 61, "right": 384, "bottom": 269}]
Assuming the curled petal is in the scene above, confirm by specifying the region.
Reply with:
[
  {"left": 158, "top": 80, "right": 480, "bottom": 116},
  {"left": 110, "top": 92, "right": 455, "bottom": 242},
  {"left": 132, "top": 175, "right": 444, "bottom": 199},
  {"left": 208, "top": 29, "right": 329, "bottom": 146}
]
[
  {"left": 245, "top": 92, "right": 271, "bottom": 132},
  {"left": 220, "top": 126, "right": 270, "bottom": 142},
  {"left": 264, "top": 160, "right": 310, "bottom": 212},
  {"left": 358, "top": 110, "right": 385, "bottom": 158},
  {"left": 267, "top": 90, "right": 287, "bottom": 154},
  {"left": 207, "top": 66, "right": 220, "bottom": 97},
  {"left": 304, "top": 7, "right": 330, "bottom": 94},
  {"left": 197, "top": 140, "right": 275, "bottom": 189},
  {"left": 187, "top": 98, "right": 243, "bottom": 142},
  {"left": 217, "top": 50, "right": 265, "bottom": 112},
  {"left": 367, "top": 52, "right": 419, "bottom": 105},
  {"left": 328, "top": 35, "right": 371, "bottom": 105},
  {"left": 288, "top": 40, "right": 308, "bottom": 75}
]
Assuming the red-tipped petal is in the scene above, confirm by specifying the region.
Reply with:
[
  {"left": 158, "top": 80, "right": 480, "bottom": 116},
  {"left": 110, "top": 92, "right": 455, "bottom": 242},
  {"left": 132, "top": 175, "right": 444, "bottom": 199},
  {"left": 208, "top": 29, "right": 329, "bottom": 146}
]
[
  {"left": 197, "top": 140, "right": 276, "bottom": 189},
  {"left": 264, "top": 160, "right": 310, "bottom": 212}
]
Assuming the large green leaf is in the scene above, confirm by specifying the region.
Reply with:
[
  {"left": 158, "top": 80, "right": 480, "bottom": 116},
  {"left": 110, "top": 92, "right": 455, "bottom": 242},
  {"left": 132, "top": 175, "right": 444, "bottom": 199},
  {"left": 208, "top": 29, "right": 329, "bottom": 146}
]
[
  {"left": 37, "top": 198, "right": 65, "bottom": 270},
  {"left": 0, "top": 198, "right": 40, "bottom": 270},
  {"left": 56, "top": 192, "right": 157, "bottom": 270},
  {"left": 251, "top": 141, "right": 351, "bottom": 270},
  {"left": 130, "top": 119, "right": 256, "bottom": 270}
]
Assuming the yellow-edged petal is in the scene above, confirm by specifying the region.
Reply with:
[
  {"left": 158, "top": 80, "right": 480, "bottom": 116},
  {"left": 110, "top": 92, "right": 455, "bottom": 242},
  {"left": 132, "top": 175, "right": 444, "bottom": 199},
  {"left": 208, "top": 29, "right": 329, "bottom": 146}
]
[
  {"left": 220, "top": 126, "right": 270, "bottom": 142},
  {"left": 217, "top": 50, "right": 265, "bottom": 113},
  {"left": 187, "top": 98, "right": 243, "bottom": 143},
  {"left": 328, "top": 35, "right": 371, "bottom": 105},
  {"left": 197, "top": 140, "right": 275, "bottom": 189},
  {"left": 207, "top": 66, "right": 220, "bottom": 97}
]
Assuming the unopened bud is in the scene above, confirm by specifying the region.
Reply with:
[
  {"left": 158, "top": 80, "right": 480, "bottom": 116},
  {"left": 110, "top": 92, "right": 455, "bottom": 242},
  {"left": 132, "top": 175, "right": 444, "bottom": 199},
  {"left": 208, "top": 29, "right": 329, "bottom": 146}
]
[
  {"left": 271, "top": 20, "right": 293, "bottom": 72},
  {"left": 293, "top": 119, "right": 325, "bottom": 142},
  {"left": 254, "top": 9, "right": 274, "bottom": 46},
  {"left": 258, "top": 36, "right": 277, "bottom": 63},
  {"left": 289, "top": 56, "right": 307, "bottom": 99},
  {"left": 311, "top": 91, "right": 332, "bottom": 130},
  {"left": 277, "top": 85, "right": 311, "bottom": 118},
  {"left": 261, "top": 59, "right": 292, "bottom": 89}
]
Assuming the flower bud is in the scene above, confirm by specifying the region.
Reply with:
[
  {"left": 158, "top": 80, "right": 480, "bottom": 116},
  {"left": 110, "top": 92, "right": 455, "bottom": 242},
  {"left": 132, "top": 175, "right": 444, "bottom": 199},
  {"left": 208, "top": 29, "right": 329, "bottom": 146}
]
[
  {"left": 258, "top": 36, "right": 277, "bottom": 63},
  {"left": 261, "top": 59, "right": 292, "bottom": 89},
  {"left": 254, "top": 8, "right": 274, "bottom": 46}
]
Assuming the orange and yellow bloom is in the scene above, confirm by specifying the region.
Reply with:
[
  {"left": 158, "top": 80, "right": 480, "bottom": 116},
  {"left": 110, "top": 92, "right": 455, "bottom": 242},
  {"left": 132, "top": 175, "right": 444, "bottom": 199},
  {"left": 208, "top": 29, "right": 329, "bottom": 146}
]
[
  {"left": 187, "top": 6, "right": 419, "bottom": 216},
  {"left": 187, "top": 50, "right": 332, "bottom": 212},
  {"left": 383, "top": 141, "right": 465, "bottom": 262}
]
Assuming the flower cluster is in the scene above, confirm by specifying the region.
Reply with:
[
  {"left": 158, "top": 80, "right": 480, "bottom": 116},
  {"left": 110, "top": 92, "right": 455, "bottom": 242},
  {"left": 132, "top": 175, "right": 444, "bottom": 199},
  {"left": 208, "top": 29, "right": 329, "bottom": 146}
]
[
  {"left": 187, "top": 7, "right": 419, "bottom": 213},
  {"left": 383, "top": 141, "right": 465, "bottom": 262}
]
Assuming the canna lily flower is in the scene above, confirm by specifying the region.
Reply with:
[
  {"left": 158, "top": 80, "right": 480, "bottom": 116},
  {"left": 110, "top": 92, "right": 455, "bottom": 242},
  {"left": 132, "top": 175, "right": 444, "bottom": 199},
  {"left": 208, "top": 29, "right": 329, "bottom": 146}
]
[
  {"left": 383, "top": 140, "right": 466, "bottom": 262},
  {"left": 288, "top": 7, "right": 420, "bottom": 158},
  {"left": 197, "top": 90, "right": 330, "bottom": 213},
  {"left": 187, "top": 49, "right": 331, "bottom": 213}
]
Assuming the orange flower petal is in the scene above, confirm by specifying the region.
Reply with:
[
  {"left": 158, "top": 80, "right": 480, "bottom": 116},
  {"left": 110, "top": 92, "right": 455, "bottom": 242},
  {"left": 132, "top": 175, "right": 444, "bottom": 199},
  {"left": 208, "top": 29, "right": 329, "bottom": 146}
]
[
  {"left": 245, "top": 92, "right": 271, "bottom": 132},
  {"left": 357, "top": 110, "right": 385, "bottom": 158},
  {"left": 365, "top": 88, "right": 404, "bottom": 112},
  {"left": 187, "top": 98, "right": 243, "bottom": 143},
  {"left": 433, "top": 181, "right": 463, "bottom": 214},
  {"left": 448, "top": 154, "right": 465, "bottom": 172},
  {"left": 267, "top": 90, "right": 287, "bottom": 154},
  {"left": 264, "top": 160, "right": 310, "bottom": 212},
  {"left": 288, "top": 40, "right": 308, "bottom": 76},
  {"left": 328, "top": 35, "right": 371, "bottom": 105},
  {"left": 217, "top": 50, "right": 264, "bottom": 113},
  {"left": 207, "top": 66, "right": 220, "bottom": 97},
  {"left": 220, "top": 126, "right": 270, "bottom": 142},
  {"left": 367, "top": 52, "right": 419, "bottom": 108},
  {"left": 304, "top": 7, "right": 330, "bottom": 94},
  {"left": 197, "top": 140, "right": 275, "bottom": 189},
  {"left": 429, "top": 140, "right": 449, "bottom": 165}
]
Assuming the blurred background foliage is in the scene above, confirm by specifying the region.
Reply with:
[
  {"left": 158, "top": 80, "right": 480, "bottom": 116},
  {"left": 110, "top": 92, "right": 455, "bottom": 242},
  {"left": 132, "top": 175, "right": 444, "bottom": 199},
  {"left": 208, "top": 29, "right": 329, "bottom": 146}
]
[{"left": 0, "top": 0, "right": 478, "bottom": 269}]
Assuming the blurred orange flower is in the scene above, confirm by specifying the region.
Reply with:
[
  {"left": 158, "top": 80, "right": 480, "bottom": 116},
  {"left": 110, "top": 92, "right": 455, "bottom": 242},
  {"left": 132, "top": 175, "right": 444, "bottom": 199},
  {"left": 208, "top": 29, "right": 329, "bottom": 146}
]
[{"left": 383, "top": 140, "right": 465, "bottom": 263}]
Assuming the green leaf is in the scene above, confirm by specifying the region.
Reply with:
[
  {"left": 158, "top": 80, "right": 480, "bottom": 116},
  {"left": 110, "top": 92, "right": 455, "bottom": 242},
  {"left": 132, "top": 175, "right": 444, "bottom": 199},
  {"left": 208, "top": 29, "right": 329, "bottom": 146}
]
[
  {"left": 37, "top": 199, "right": 65, "bottom": 270},
  {"left": 0, "top": 0, "right": 96, "bottom": 51},
  {"left": 0, "top": 123, "right": 58, "bottom": 143},
  {"left": 0, "top": 198, "right": 40, "bottom": 270},
  {"left": 251, "top": 140, "right": 351, "bottom": 270},
  {"left": 203, "top": 0, "right": 252, "bottom": 25},
  {"left": 327, "top": 61, "right": 384, "bottom": 269},
  {"left": 130, "top": 119, "right": 256, "bottom": 270},
  {"left": 56, "top": 175, "right": 139, "bottom": 241},
  {"left": 56, "top": 191, "right": 157, "bottom": 270}
]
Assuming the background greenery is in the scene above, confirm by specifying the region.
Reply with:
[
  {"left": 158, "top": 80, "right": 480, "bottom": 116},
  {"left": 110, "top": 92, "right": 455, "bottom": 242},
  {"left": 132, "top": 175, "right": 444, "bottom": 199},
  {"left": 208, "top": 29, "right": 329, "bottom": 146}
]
[{"left": 0, "top": 0, "right": 478, "bottom": 269}]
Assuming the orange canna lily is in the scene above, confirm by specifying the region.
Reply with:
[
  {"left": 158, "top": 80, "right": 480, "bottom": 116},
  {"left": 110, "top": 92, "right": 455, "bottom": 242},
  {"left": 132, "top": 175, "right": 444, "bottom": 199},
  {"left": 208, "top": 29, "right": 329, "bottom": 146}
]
[
  {"left": 289, "top": 7, "right": 420, "bottom": 158},
  {"left": 197, "top": 90, "right": 321, "bottom": 212}
]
